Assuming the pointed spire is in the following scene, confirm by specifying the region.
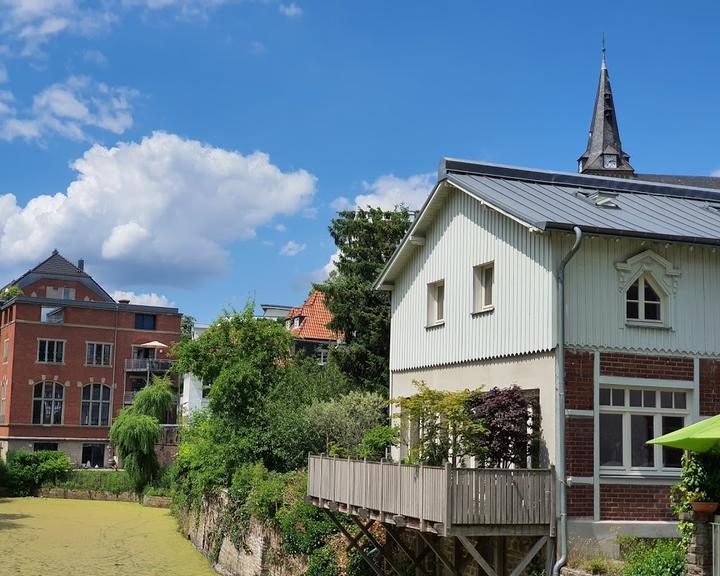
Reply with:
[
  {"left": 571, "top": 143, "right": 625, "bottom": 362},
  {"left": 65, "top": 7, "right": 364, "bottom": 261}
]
[{"left": 578, "top": 46, "right": 634, "bottom": 177}]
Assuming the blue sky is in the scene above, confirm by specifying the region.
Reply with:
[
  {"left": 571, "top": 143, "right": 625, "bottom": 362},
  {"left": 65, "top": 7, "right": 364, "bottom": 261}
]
[{"left": 0, "top": 0, "right": 718, "bottom": 323}]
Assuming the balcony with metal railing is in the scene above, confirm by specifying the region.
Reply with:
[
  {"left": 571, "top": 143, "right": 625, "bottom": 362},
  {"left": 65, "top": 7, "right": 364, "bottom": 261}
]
[{"left": 124, "top": 358, "right": 176, "bottom": 372}]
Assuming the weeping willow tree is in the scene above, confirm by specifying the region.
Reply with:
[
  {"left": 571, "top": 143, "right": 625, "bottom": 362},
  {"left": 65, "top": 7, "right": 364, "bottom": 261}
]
[{"left": 109, "top": 376, "right": 176, "bottom": 492}]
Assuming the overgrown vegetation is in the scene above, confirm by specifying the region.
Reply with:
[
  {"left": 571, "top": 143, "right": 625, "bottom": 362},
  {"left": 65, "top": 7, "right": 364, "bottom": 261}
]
[
  {"left": 619, "top": 537, "right": 684, "bottom": 576},
  {"left": 0, "top": 450, "right": 73, "bottom": 496},
  {"left": 0, "top": 284, "right": 23, "bottom": 300},
  {"left": 109, "top": 375, "right": 175, "bottom": 492},
  {"left": 41, "top": 466, "right": 174, "bottom": 496},
  {"left": 670, "top": 451, "right": 720, "bottom": 546}
]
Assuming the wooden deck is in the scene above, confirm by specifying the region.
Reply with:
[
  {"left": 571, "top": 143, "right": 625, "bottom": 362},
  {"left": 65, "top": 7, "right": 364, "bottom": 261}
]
[{"left": 306, "top": 455, "right": 556, "bottom": 537}]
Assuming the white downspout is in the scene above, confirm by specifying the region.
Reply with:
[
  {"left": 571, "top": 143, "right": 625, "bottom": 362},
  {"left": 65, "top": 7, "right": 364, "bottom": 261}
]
[{"left": 552, "top": 226, "right": 583, "bottom": 576}]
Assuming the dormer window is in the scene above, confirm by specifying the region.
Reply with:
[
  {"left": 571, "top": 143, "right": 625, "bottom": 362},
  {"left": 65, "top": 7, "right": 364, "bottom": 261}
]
[
  {"left": 626, "top": 275, "right": 662, "bottom": 323},
  {"left": 293, "top": 316, "right": 301, "bottom": 329}
]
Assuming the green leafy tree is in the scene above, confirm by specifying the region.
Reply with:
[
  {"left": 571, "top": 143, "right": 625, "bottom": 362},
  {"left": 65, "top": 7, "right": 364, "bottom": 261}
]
[
  {"left": 133, "top": 375, "right": 176, "bottom": 422},
  {"left": 109, "top": 377, "right": 176, "bottom": 492},
  {"left": 315, "top": 207, "right": 412, "bottom": 393},
  {"left": 0, "top": 284, "right": 23, "bottom": 300},
  {"left": 393, "top": 381, "right": 484, "bottom": 466},
  {"left": 173, "top": 303, "right": 293, "bottom": 427},
  {"left": 181, "top": 314, "right": 196, "bottom": 342},
  {"left": 306, "top": 390, "right": 387, "bottom": 457}
]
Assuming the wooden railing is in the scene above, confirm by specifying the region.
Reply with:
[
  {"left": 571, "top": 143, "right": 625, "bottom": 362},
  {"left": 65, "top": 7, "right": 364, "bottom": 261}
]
[{"left": 307, "top": 455, "right": 555, "bottom": 535}]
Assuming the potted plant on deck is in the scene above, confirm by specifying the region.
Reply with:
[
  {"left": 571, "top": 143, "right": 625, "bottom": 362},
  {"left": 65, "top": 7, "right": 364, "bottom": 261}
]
[{"left": 686, "top": 490, "right": 719, "bottom": 515}]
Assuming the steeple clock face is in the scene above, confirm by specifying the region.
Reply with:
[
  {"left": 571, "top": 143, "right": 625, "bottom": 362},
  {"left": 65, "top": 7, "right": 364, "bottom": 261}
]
[{"left": 603, "top": 154, "right": 618, "bottom": 169}]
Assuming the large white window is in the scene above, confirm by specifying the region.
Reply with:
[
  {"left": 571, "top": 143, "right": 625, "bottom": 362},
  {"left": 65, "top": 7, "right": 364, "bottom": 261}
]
[
  {"left": 625, "top": 275, "right": 663, "bottom": 324},
  {"left": 427, "top": 280, "right": 445, "bottom": 326},
  {"left": 81, "top": 383, "right": 111, "bottom": 426},
  {"left": 599, "top": 386, "right": 687, "bottom": 473},
  {"left": 473, "top": 262, "right": 495, "bottom": 313},
  {"left": 37, "top": 339, "right": 64, "bottom": 364},
  {"left": 32, "top": 381, "right": 64, "bottom": 425}
]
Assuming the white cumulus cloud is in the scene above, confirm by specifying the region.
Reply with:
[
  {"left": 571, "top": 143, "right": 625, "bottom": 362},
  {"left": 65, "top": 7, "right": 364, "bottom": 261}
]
[
  {"left": 0, "top": 75, "right": 137, "bottom": 142},
  {"left": 111, "top": 290, "right": 175, "bottom": 307},
  {"left": 352, "top": 173, "right": 435, "bottom": 211},
  {"left": 0, "top": 131, "right": 316, "bottom": 286},
  {"left": 280, "top": 240, "right": 306, "bottom": 256}
]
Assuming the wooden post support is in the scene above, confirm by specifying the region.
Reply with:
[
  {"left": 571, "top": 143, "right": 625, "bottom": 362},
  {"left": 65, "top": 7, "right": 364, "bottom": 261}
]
[
  {"left": 351, "top": 517, "right": 404, "bottom": 576},
  {"left": 444, "top": 462, "right": 453, "bottom": 537},
  {"left": 509, "top": 536, "right": 548, "bottom": 576},
  {"left": 457, "top": 535, "right": 497, "bottom": 576},
  {"left": 322, "top": 509, "right": 384, "bottom": 576},
  {"left": 380, "top": 458, "right": 385, "bottom": 523},
  {"left": 418, "top": 531, "right": 459, "bottom": 576}
]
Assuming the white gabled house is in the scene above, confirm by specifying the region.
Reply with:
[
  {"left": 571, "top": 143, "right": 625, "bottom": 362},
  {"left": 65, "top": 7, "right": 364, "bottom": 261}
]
[{"left": 375, "top": 155, "right": 720, "bottom": 552}]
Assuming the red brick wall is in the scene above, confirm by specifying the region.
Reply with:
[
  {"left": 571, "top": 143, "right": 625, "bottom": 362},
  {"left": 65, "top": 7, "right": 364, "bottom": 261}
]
[
  {"left": 566, "top": 417, "right": 593, "bottom": 477},
  {"left": 600, "top": 353, "right": 693, "bottom": 381},
  {"left": 565, "top": 350, "right": 594, "bottom": 410},
  {"left": 23, "top": 279, "right": 105, "bottom": 302},
  {"left": 568, "top": 485, "right": 594, "bottom": 517},
  {"left": 699, "top": 359, "right": 720, "bottom": 416},
  {"left": 0, "top": 302, "right": 181, "bottom": 442},
  {"left": 600, "top": 485, "right": 674, "bottom": 521}
]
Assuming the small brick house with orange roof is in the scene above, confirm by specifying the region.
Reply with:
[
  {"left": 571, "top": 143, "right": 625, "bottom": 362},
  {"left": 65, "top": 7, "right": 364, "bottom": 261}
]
[{"left": 284, "top": 291, "right": 341, "bottom": 364}]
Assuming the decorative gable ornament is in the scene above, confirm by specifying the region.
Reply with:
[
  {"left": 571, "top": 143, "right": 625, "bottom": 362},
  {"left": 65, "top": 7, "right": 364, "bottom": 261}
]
[{"left": 615, "top": 250, "right": 681, "bottom": 295}]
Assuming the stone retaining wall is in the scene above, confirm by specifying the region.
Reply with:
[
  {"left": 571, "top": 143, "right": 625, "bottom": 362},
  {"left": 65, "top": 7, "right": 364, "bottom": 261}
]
[
  {"left": 179, "top": 494, "right": 306, "bottom": 576},
  {"left": 37, "top": 487, "right": 170, "bottom": 508}
]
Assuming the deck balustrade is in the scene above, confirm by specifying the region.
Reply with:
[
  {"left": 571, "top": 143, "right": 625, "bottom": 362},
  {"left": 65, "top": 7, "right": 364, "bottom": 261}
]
[{"left": 307, "top": 454, "right": 555, "bottom": 537}]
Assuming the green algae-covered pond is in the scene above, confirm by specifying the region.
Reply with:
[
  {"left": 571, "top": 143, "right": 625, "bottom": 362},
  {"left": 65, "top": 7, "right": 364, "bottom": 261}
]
[{"left": 0, "top": 498, "right": 217, "bottom": 576}]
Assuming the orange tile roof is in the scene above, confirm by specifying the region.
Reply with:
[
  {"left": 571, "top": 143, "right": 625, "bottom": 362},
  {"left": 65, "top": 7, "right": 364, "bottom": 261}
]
[{"left": 286, "top": 290, "right": 340, "bottom": 342}]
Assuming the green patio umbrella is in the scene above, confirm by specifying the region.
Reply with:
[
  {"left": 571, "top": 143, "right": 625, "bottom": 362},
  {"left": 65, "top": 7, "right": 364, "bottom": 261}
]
[{"left": 647, "top": 413, "right": 720, "bottom": 453}]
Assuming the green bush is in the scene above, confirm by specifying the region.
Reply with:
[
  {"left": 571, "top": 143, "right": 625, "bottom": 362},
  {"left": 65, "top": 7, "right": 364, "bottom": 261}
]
[
  {"left": 276, "top": 472, "right": 336, "bottom": 555},
  {"left": 307, "top": 545, "right": 340, "bottom": 576},
  {"left": 360, "top": 425, "right": 398, "bottom": 461},
  {"left": 621, "top": 538, "right": 684, "bottom": 576},
  {"left": 44, "top": 470, "right": 134, "bottom": 494},
  {"left": 5, "top": 450, "right": 73, "bottom": 496}
]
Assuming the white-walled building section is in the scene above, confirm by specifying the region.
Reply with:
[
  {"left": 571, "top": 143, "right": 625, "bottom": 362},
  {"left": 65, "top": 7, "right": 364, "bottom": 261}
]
[
  {"left": 391, "top": 352, "right": 556, "bottom": 465},
  {"left": 389, "top": 185, "right": 556, "bottom": 372},
  {"left": 180, "top": 324, "right": 209, "bottom": 418},
  {"left": 560, "top": 232, "right": 720, "bottom": 357}
]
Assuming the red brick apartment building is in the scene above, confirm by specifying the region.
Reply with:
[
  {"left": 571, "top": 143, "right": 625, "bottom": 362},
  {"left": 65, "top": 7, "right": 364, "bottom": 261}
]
[{"left": 0, "top": 251, "right": 181, "bottom": 467}]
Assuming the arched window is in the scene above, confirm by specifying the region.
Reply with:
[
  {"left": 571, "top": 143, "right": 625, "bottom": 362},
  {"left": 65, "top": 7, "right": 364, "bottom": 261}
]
[
  {"left": 32, "top": 381, "right": 64, "bottom": 425},
  {"left": 0, "top": 378, "right": 6, "bottom": 425},
  {"left": 81, "top": 383, "right": 111, "bottom": 426},
  {"left": 626, "top": 275, "right": 663, "bottom": 323}
]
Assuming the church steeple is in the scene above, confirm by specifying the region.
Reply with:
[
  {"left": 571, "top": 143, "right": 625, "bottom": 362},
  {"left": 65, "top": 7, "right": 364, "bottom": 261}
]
[{"left": 578, "top": 48, "right": 634, "bottom": 177}]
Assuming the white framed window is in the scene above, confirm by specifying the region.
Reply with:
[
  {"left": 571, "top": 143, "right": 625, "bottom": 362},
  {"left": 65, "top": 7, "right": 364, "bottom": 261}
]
[
  {"left": 625, "top": 274, "right": 664, "bottom": 325},
  {"left": 473, "top": 262, "right": 495, "bottom": 313},
  {"left": 41, "top": 306, "right": 64, "bottom": 324},
  {"left": 37, "top": 339, "right": 65, "bottom": 364},
  {"left": 32, "top": 381, "right": 64, "bottom": 425},
  {"left": 318, "top": 348, "right": 329, "bottom": 366},
  {"left": 81, "top": 383, "right": 112, "bottom": 426},
  {"left": 86, "top": 342, "right": 113, "bottom": 367},
  {"left": 599, "top": 385, "right": 688, "bottom": 474},
  {"left": 0, "top": 378, "right": 6, "bottom": 425},
  {"left": 427, "top": 280, "right": 445, "bottom": 326},
  {"left": 2, "top": 338, "right": 9, "bottom": 363}
]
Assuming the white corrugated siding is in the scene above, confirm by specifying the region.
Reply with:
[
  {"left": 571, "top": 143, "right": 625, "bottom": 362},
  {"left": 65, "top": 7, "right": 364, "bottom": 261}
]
[
  {"left": 389, "top": 188, "right": 556, "bottom": 371},
  {"left": 561, "top": 233, "right": 720, "bottom": 356}
]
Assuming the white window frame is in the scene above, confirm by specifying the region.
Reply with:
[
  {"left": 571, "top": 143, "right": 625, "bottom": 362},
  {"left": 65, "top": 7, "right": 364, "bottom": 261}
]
[
  {"left": 473, "top": 262, "right": 495, "bottom": 314},
  {"left": 599, "top": 385, "right": 689, "bottom": 476},
  {"left": 37, "top": 339, "right": 65, "bottom": 364},
  {"left": 31, "top": 380, "right": 64, "bottom": 425},
  {"left": 2, "top": 338, "right": 9, "bottom": 363},
  {"left": 625, "top": 274, "right": 666, "bottom": 327},
  {"left": 85, "top": 342, "right": 113, "bottom": 367},
  {"left": 80, "top": 383, "right": 112, "bottom": 427},
  {"left": 0, "top": 377, "right": 6, "bottom": 425},
  {"left": 426, "top": 280, "right": 445, "bottom": 327}
]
